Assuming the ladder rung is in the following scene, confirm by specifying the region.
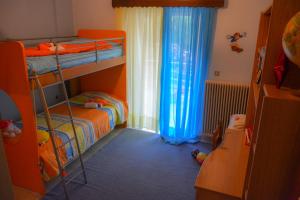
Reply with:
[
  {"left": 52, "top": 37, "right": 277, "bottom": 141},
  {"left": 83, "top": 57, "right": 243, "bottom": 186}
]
[
  {"left": 64, "top": 154, "right": 80, "bottom": 168},
  {"left": 43, "top": 80, "right": 64, "bottom": 88},
  {"left": 48, "top": 100, "right": 68, "bottom": 110},
  {"left": 31, "top": 79, "right": 65, "bottom": 89}
]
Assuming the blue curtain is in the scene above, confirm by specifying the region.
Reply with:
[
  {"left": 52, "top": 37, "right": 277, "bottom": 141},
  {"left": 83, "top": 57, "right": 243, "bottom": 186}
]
[{"left": 159, "top": 7, "right": 216, "bottom": 144}]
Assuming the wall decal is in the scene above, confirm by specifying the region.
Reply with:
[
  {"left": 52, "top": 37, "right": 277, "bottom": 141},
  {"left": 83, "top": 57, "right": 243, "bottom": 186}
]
[{"left": 226, "top": 32, "right": 247, "bottom": 53}]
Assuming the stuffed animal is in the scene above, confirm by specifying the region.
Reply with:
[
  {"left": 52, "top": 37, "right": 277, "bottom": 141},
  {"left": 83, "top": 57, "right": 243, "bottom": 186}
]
[
  {"left": 84, "top": 102, "right": 99, "bottom": 109},
  {"left": 191, "top": 149, "right": 207, "bottom": 165},
  {"left": 0, "top": 120, "right": 21, "bottom": 138},
  {"left": 37, "top": 130, "right": 50, "bottom": 145},
  {"left": 84, "top": 98, "right": 110, "bottom": 109},
  {"left": 88, "top": 98, "right": 110, "bottom": 107},
  {"left": 191, "top": 122, "right": 223, "bottom": 165}
]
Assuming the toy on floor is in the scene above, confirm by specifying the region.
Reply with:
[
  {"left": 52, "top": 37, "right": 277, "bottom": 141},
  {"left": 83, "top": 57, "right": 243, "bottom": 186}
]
[
  {"left": 191, "top": 149, "right": 207, "bottom": 165},
  {"left": 0, "top": 120, "right": 21, "bottom": 138},
  {"left": 191, "top": 122, "right": 223, "bottom": 165}
]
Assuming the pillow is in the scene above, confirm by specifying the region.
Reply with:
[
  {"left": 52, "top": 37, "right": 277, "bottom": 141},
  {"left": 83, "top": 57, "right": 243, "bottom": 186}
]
[{"left": 228, "top": 114, "right": 246, "bottom": 130}]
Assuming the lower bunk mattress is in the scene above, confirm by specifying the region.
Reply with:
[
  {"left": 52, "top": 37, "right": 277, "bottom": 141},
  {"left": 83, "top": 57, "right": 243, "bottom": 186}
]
[{"left": 35, "top": 92, "right": 127, "bottom": 181}]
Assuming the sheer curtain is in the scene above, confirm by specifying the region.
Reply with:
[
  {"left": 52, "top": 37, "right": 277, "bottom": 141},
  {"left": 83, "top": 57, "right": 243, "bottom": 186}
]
[
  {"left": 160, "top": 7, "right": 216, "bottom": 144},
  {"left": 115, "top": 8, "right": 163, "bottom": 131}
]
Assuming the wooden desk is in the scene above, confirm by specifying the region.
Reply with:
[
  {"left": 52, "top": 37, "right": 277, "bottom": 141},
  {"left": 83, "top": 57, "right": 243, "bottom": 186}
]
[{"left": 195, "top": 129, "right": 249, "bottom": 200}]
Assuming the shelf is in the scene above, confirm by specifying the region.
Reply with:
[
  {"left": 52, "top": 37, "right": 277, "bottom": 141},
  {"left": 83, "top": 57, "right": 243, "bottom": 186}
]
[
  {"left": 252, "top": 82, "right": 260, "bottom": 108},
  {"left": 263, "top": 84, "right": 300, "bottom": 102}
]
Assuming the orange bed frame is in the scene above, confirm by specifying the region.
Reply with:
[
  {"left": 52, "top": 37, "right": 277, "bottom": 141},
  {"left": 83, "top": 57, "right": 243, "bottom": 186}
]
[{"left": 0, "top": 29, "right": 127, "bottom": 195}]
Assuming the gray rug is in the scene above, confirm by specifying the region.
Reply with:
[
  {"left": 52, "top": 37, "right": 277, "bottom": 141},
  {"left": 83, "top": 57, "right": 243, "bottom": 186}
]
[{"left": 43, "top": 128, "right": 211, "bottom": 200}]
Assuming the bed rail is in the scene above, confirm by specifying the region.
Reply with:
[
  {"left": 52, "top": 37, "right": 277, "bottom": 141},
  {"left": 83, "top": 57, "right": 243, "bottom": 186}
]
[
  {"left": 26, "top": 35, "right": 126, "bottom": 88},
  {"left": 1, "top": 35, "right": 77, "bottom": 42}
]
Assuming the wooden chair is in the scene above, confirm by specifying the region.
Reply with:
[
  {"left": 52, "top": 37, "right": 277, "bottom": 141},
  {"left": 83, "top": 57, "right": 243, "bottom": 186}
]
[{"left": 211, "top": 121, "right": 223, "bottom": 150}]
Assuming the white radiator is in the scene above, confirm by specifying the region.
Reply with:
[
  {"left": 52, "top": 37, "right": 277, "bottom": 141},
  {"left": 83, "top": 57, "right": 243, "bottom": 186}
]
[{"left": 202, "top": 80, "right": 249, "bottom": 136}]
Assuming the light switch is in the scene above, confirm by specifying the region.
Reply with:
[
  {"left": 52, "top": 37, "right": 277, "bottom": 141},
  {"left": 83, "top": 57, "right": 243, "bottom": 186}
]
[{"left": 214, "top": 70, "right": 220, "bottom": 77}]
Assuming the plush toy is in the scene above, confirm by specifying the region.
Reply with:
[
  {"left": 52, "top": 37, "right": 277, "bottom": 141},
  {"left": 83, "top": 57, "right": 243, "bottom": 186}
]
[
  {"left": 37, "top": 130, "right": 50, "bottom": 145},
  {"left": 84, "top": 98, "right": 110, "bottom": 109},
  {"left": 0, "top": 120, "right": 21, "bottom": 138},
  {"left": 191, "top": 149, "right": 208, "bottom": 165},
  {"left": 191, "top": 123, "right": 223, "bottom": 165},
  {"left": 84, "top": 102, "right": 99, "bottom": 109},
  {"left": 88, "top": 98, "right": 110, "bottom": 107}
]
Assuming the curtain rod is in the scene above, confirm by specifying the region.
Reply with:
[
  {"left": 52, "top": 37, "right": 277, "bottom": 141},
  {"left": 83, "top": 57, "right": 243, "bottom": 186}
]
[{"left": 112, "top": 0, "right": 225, "bottom": 8}]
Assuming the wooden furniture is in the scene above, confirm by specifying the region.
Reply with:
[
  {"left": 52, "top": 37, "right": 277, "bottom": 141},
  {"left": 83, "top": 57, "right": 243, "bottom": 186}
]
[
  {"left": 0, "top": 135, "right": 14, "bottom": 200},
  {"left": 0, "top": 29, "right": 127, "bottom": 196},
  {"left": 195, "top": 129, "right": 249, "bottom": 200},
  {"left": 244, "top": 85, "right": 300, "bottom": 200},
  {"left": 34, "top": 56, "right": 125, "bottom": 88},
  {"left": 14, "top": 186, "right": 41, "bottom": 200},
  {"left": 246, "top": 0, "right": 300, "bottom": 128},
  {"left": 244, "top": 0, "right": 300, "bottom": 199},
  {"left": 112, "top": 0, "right": 224, "bottom": 8},
  {"left": 195, "top": 0, "right": 300, "bottom": 199},
  {"left": 211, "top": 122, "right": 223, "bottom": 150}
]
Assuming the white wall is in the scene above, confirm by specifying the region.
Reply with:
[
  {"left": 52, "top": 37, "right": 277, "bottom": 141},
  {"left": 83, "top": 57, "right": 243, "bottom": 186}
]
[
  {"left": 209, "top": 0, "right": 272, "bottom": 83},
  {"left": 0, "top": 0, "right": 74, "bottom": 39},
  {"left": 72, "top": 0, "right": 116, "bottom": 33},
  {"left": 0, "top": 0, "right": 73, "bottom": 120}
]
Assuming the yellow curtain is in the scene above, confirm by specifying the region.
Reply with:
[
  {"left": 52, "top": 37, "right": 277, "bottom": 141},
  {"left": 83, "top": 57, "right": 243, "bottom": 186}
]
[{"left": 115, "top": 7, "right": 163, "bottom": 131}]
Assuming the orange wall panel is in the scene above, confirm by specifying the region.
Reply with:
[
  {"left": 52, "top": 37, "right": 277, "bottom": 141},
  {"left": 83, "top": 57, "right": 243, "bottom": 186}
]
[{"left": 0, "top": 41, "right": 44, "bottom": 194}]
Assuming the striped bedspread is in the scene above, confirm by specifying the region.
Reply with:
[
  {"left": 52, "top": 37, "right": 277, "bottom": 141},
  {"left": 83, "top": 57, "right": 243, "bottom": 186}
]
[
  {"left": 37, "top": 92, "right": 127, "bottom": 181},
  {"left": 70, "top": 92, "right": 127, "bottom": 125}
]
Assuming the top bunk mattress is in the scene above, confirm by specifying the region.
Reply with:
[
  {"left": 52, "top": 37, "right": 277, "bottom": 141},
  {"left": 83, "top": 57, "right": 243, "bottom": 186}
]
[{"left": 26, "top": 38, "right": 123, "bottom": 75}]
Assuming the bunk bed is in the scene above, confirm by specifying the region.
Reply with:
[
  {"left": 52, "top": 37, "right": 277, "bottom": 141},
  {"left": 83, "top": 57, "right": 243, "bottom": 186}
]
[{"left": 0, "top": 29, "right": 127, "bottom": 197}]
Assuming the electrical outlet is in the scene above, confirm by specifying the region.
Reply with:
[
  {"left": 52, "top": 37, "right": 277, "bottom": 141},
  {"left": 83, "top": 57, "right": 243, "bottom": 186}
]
[{"left": 214, "top": 70, "right": 220, "bottom": 77}]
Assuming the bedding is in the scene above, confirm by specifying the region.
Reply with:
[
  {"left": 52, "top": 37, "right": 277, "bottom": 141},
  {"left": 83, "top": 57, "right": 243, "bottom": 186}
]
[
  {"left": 35, "top": 92, "right": 127, "bottom": 181},
  {"left": 25, "top": 38, "right": 123, "bottom": 75},
  {"left": 227, "top": 114, "right": 246, "bottom": 131},
  {"left": 25, "top": 40, "right": 113, "bottom": 57}
]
